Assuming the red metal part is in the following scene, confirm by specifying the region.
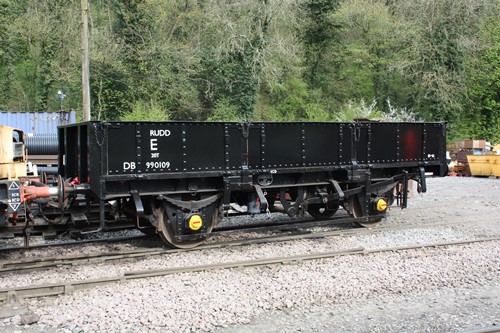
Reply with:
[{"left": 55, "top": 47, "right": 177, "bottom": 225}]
[
  {"left": 69, "top": 177, "right": 81, "bottom": 185},
  {"left": 21, "top": 185, "right": 51, "bottom": 202}
]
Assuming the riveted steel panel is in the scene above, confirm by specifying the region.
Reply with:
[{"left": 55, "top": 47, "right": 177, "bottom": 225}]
[
  {"left": 137, "top": 123, "right": 183, "bottom": 173},
  {"left": 303, "top": 123, "right": 340, "bottom": 166},
  {"left": 263, "top": 123, "right": 303, "bottom": 168},
  {"left": 57, "top": 121, "right": 447, "bottom": 199},
  {"left": 248, "top": 124, "right": 263, "bottom": 168},
  {"left": 399, "top": 123, "right": 423, "bottom": 162},
  {"left": 424, "top": 123, "right": 445, "bottom": 162},
  {"left": 184, "top": 123, "right": 225, "bottom": 171},
  {"left": 369, "top": 123, "right": 398, "bottom": 163},
  {"left": 107, "top": 123, "right": 137, "bottom": 174},
  {"left": 226, "top": 124, "right": 245, "bottom": 170}
]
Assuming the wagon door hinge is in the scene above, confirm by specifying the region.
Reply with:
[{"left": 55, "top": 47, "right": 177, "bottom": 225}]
[
  {"left": 354, "top": 126, "right": 361, "bottom": 142},
  {"left": 242, "top": 122, "right": 251, "bottom": 139},
  {"left": 241, "top": 122, "right": 251, "bottom": 167}
]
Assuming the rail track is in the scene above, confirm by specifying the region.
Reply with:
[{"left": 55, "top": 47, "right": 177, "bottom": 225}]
[
  {"left": 1, "top": 236, "right": 498, "bottom": 302},
  {"left": 0, "top": 215, "right": 332, "bottom": 254},
  {"left": 0, "top": 234, "right": 148, "bottom": 253},
  {"left": 1, "top": 215, "right": 497, "bottom": 275},
  {"left": 0, "top": 211, "right": 348, "bottom": 253},
  {"left": 1, "top": 199, "right": 494, "bottom": 253},
  {"left": 458, "top": 326, "right": 500, "bottom": 333}
]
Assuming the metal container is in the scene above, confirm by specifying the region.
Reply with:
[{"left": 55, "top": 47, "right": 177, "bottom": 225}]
[
  {"left": 490, "top": 155, "right": 500, "bottom": 177},
  {"left": 0, "top": 111, "right": 76, "bottom": 134},
  {"left": 466, "top": 155, "right": 492, "bottom": 176}
]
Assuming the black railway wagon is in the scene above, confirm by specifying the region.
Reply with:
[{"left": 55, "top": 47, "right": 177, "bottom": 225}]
[{"left": 58, "top": 121, "right": 447, "bottom": 248}]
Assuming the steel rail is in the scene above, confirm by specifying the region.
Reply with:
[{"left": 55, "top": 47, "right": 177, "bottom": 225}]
[
  {"left": 1, "top": 237, "right": 499, "bottom": 302},
  {"left": 0, "top": 234, "right": 147, "bottom": 254},
  {"left": 0, "top": 210, "right": 350, "bottom": 252},
  {"left": 1, "top": 216, "right": 498, "bottom": 274},
  {"left": 125, "top": 237, "right": 500, "bottom": 278},
  {"left": 457, "top": 326, "right": 500, "bottom": 333}
]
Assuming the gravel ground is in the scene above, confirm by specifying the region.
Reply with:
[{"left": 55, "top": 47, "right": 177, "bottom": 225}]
[{"left": 0, "top": 176, "right": 499, "bottom": 332}]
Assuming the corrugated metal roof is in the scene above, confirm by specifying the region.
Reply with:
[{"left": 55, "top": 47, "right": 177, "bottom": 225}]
[{"left": 0, "top": 111, "right": 76, "bottom": 134}]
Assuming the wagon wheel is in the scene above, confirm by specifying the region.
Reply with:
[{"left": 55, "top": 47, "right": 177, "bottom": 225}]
[
  {"left": 307, "top": 202, "right": 339, "bottom": 220},
  {"left": 156, "top": 205, "right": 217, "bottom": 249},
  {"left": 348, "top": 195, "right": 381, "bottom": 228}
]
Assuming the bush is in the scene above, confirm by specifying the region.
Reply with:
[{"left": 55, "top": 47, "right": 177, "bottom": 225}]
[{"left": 121, "top": 100, "right": 169, "bottom": 121}]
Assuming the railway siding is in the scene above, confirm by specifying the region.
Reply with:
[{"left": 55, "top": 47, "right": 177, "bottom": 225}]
[
  {"left": 0, "top": 176, "right": 499, "bottom": 332},
  {"left": 0, "top": 238, "right": 498, "bottom": 302}
]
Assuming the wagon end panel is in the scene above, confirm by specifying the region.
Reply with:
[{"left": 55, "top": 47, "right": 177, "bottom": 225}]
[
  {"left": 58, "top": 122, "right": 90, "bottom": 185},
  {"left": 107, "top": 123, "right": 139, "bottom": 175},
  {"left": 423, "top": 122, "right": 448, "bottom": 176}
]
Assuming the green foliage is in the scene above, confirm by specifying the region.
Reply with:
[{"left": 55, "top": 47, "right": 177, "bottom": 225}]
[
  {"left": 202, "top": 50, "right": 260, "bottom": 121},
  {"left": 0, "top": 0, "right": 11, "bottom": 109},
  {"left": 207, "top": 99, "right": 242, "bottom": 122},
  {"left": 0, "top": 0, "right": 497, "bottom": 142},
  {"left": 195, "top": 0, "right": 298, "bottom": 121},
  {"left": 391, "top": 0, "right": 495, "bottom": 124},
  {"left": 1, "top": 0, "right": 81, "bottom": 112},
  {"left": 90, "top": 60, "right": 131, "bottom": 120},
  {"left": 464, "top": 14, "right": 500, "bottom": 143},
  {"left": 302, "top": 0, "right": 341, "bottom": 86},
  {"left": 327, "top": 0, "right": 416, "bottom": 111},
  {"left": 258, "top": 74, "right": 329, "bottom": 121},
  {"left": 121, "top": 99, "right": 169, "bottom": 122}
]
